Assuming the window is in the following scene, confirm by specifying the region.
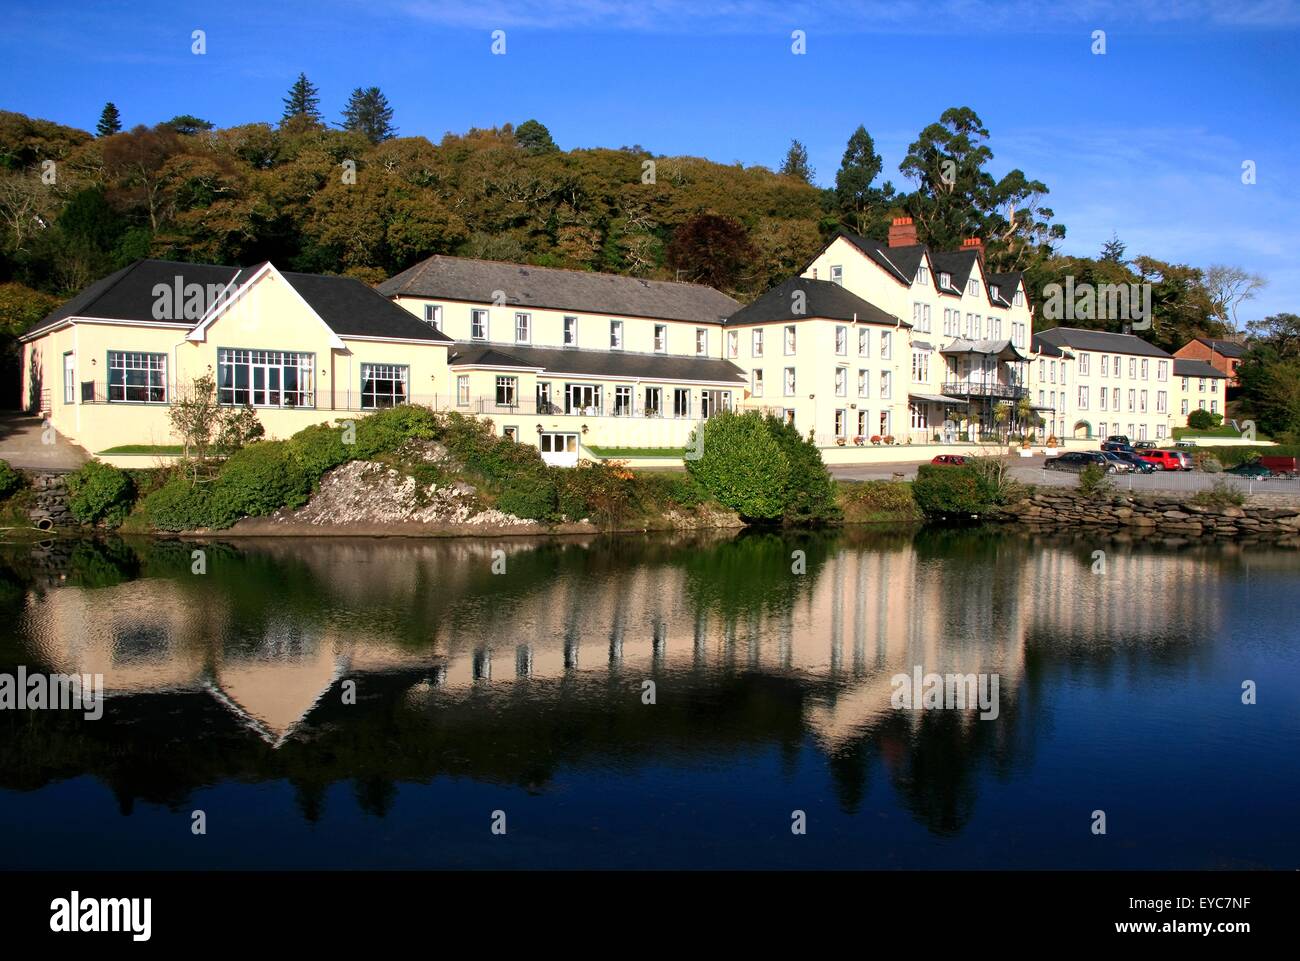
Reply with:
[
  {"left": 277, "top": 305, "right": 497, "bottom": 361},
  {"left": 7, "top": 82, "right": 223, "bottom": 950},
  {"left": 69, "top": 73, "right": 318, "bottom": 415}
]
[
  {"left": 1100, "top": 387, "right": 1108, "bottom": 410},
  {"left": 835, "top": 367, "right": 847, "bottom": 396},
  {"left": 783, "top": 367, "right": 796, "bottom": 396},
  {"left": 673, "top": 388, "right": 691, "bottom": 418},
  {"left": 879, "top": 410, "right": 891, "bottom": 436},
  {"left": 912, "top": 351, "right": 929, "bottom": 382},
  {"left": 1113, "top": 356, "right": 1122, "bottom": 377},
  {"left": 1040, "top": 358, "right": 1046, "bottom": 380},
  {"left": 471, "top": 309, "right": 488, "bottom": 340},
  {"left": 696, "top": 328, "right": 708, "bottom": 355},
  {"left": 360, "top": 363, "right": 408, "bottom": 409},
  {"left": 63, "top": 352, "right": 75, "bottom": 404},
  {"left": 1100, "top": 356, "right": 1108, "bottom": 377},
  {"left": 964, "top": 313, "right": 973, "bottom": 338},
  {"left": 644, "top": 386, "right": 662, "bottom": 417},
  {"left": 1050, "top": 360, "right": 1057, "bottom": 384},
  {"left": 566, "top": 383, "right": 601, "bottom": 415},
  {"left": 423, "top": 304, "right": 442, "bottom": 330},
  {"left": 1157, "top": 424, "right": 1166, "bottom": 439},
  {"left": 880, "top": 370, "right": 891, "bottom": 399},
  {"left": 537, "top": 381, "right": 553, "bottom": 412},
  {"left": 939, "top": 271, "right": 951, "bottom": 289},
  {"left": 495, "top": 376, "right": 518, "bottom": 407},
  {"left": 216, "top": 349, "right": 311, "bottom": 407},
  {"left": 1211, "top": 399, "right": 1219, "bottom": 414},
  {"left": 1014, "top": 289, "right": 1024, "bottom": 306},
  {"left": 1079, "top": 353, "right": 1090, "bottom": 375},
  {"left": 830, "top": 265, "right": 843, "bottom": 286},
  {"left": 1128, "top": 358, "right": 1137, "bottom": 378},
  {"left": 1181, "top": 377, "right": 1189, "bottom": 391},
  {"left": 1078, "top": 385, "right": 1088, "bottom": 409},
  {"left": 610, "top": 320, "right": 624, "bottom": 349},
  {"left": 1141, "top": 359, "right": 1149, "bottom": 380},
  {"left": 1112, "top": 387, "right": 1119, "bottom": 409},
  {"left": 752, "top": 328, "right": 763, "bottom": 357},
  {"left": 1199, "top": 399, "right": 1206, "bottom": 411},
  {"left": 916, "top": 265, "right": 929, "bottom": 286},
  {"left": 835, "top": 326, "right": 847, "bottom": 355},
  {"left": 514, "top": 312, "right": 531, "bottom": 343},
  {"left": 614, "top": 385, "right": 632, "bottom": 416},
  {"left": 752, "top": 369, "right": 764, "bottom": 397},
  {"left": 1157, "top": 391, "right": 1167, "bottom": 413},
  {"left": 857, "top": 410, "right": 868, "bottom": 436},
  {"left": 834, "top": 409, "right": 846, "bottom": 436},
  {"left": 106, "top": 351, "right": 167, "bottom": 404},
  {"left": 880, "top": 330, "right": 891, "bottom": 359},
  {"left": 456, "top": 375, "right": 470, "bottom": 406},
  {"left": 858, "top": 369, "right": 869, "bottom": 397},
  {"left": 858, "top": 327, "right": 869, "bottom": 355},
  {"left": 1199, "top": 378, "right": 1206, "bottom": 392},
  {"left": 968, "top": 279, "right": 979, "bottom": 296},
  {"left": 655, "top": 324, "right": 667, "bottom": 353},
  {"left": 563, "top": 316, "right": 578, "bottom": 346},
  {"left": 987, "top": 315, "right": 1000, "bottom": 339},
  {"left": 990, "top": 285, "right": 1000, "bottom": 301},
  {"left": 1128, "top": 389, "right": 1136, "bottom": 411},
  {"left": 785, "top": 325, "right": 796, "bottom": 354},
  {"left": 727, "top": 330, "right": 739, "bottom": 358},
  {"left": 1139, "top": 389, "right": 1147, "bottom": 413},
  {"left": 503, "top": 426, "right": 518, "bottom": 442}
]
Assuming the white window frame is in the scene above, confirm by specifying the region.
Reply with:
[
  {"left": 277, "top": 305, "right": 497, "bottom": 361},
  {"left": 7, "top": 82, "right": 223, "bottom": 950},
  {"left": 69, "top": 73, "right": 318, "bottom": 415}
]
[{"left": 514, "top": 312, "right": 531, "bottom": 344}]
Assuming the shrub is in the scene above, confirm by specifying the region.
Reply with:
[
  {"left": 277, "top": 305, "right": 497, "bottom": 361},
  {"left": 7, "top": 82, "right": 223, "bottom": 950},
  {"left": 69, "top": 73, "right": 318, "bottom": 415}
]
[
  {"left": 352, "top": 404, "right": 438, "bottom": 458},
  {"left": 1193, "top": 478, "right": 1246, "bottom": 508},
  {"left": 837, "top": 480, "right": 921, "bottom": 523},
  {"left": 1078, "top": 463, "right": 1113, "bottom": 496},
  {"left": 967, "top": 455, "right": 1026, "bottom": 505},
  {"left": 912, "top": 464, "right": 996, "bottom": 518},
  {"left": 432, "top": 412, "right": 557, "bottom": 519},
  {"left": 206, "top": 440, "right": 313, "bottom": 525},
  {"left": 1186, "top": 408, "right": 1224, "bottom": 430},
  {"left": 137, "top": 476, "right": 215, "bottom": 532},
  {"left": 288, "top": 422, "right": 352, "bottom": 482},
  {"left": 554, "top": 460, "right": 635, "bottom": 525},
  {"left": 66, "top": 461, "right": 135, "bottom": 527},
  {"left": 0, "top": 460, "right": 23, "bottom": 500},
  {"left": 1198, "top": 454, "right": 1223, "bottom": 473}
]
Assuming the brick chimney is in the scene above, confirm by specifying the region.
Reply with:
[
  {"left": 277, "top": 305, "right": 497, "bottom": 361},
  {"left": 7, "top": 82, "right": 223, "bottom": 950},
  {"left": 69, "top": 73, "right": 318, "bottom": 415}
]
[
  {"left": 961, "top": 236, "right": 985, "bottom": 263},
  {"left": 888, "top": 216, "right": 918, "bottom": 248}
]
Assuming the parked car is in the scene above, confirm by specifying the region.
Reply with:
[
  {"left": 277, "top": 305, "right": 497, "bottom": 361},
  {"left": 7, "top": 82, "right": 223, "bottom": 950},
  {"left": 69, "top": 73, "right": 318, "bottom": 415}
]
[
  {"left": 1114, "top": 451, "right": 1156, "bottom": 473},
  {"left": 1174, "top": 440, "right": 1198, "bottom": 449},
  {"left": 1225, "top": 462, "right": 1271, "bottom": 479},
  {"left": 930, "top": 454, "right": 969, "bottom": 467},
  {"left": 1100, "top": 451, "right": 1134, "bottom": 473},
  {"left": 1104, "top": 434, "right": 1132, "bottom": 447},
  {"left": 1138, "top": 449, "right": 1191, "bottom": 471},
  {"left": 1133, "top": 440, "right": 1158, "bottom": 450},
  {"left": 1045, "top": 451, "right": 1116, "bottom": 474},
  {"left": 1101, "top": 440, "right": 1136, "bottom": 454},
  {"left": 1258, "top": 455, "right": 1298, "bottom": 476}
]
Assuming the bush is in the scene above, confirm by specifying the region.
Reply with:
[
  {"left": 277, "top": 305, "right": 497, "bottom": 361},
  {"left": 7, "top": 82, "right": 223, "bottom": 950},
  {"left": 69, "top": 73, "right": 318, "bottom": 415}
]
[
  {"left": 288, "top": 422, "right": 352, "bottom": 482},
  {"left": 352, "top": 404, "right": 438, "bottom": 458},
  {"left": 686, "top": 410, "right": 837, "bottom": 524},
  {"left": 1078, "top": 463, "right": 1113, "bottom": 496},
  {"left": 1199, "top": 454, "right": 1223, "bottom": 473},
  {"left": 837, "top": 480, "right": 921, "bottom": 523},
  {"left": 554, "top": 460, "right": 635, "bottom": 525},
  {"left": 912, "top": 464, "right": 996, "bottom": 518},
  {"left": 66, "top": 461, "right": 135, "bottom": 527},
  {"left": 207, "top": 441, "right": 313, "bottom": 525},
  {"left": 0, "top": 460, "right": 23, "bottom": 500},
  {"left": 432, "top": 412, "right": 557, "bottom": 519},
  {"left": 137, "top": 476, "right": 215, "bottom": 532},
  {"left": 1186, "top": 408, "right": 1225, "bottom": 430},
  {"left": 1193, "top": 478, "right": 1246, "bottom": 509}
]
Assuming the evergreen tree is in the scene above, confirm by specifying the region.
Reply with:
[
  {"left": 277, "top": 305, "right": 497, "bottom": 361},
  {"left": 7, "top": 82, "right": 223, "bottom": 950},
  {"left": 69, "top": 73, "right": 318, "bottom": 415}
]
[
  {"left": 341, "top": 87, "right": 396, "bottom": 144},
  {"left": 835, "top": 126, "right": 885, "bottom": 234},
  {"left": 1100, "top": 232, "right": 1127, "bottom": 264},
  {"left": 515, "top": 119, "right": 558, "bottom": 154},
  {"left": 96, "top": 102, "right": 122, "bottom": 137},
  {"left": 779, "top": 139, "right": 814, "bottom": 183},
  {"left": 281, "top": 73, "right": 322, "bottom": 125}
]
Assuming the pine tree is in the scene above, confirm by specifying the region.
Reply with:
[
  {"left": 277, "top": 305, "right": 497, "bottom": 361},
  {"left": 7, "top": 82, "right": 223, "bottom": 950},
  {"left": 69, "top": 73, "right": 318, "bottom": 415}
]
[
  {"left": 96, "top": 102, "right": 122, "bottom": 137},
  {"left": 779, "top": 140, "right": 814, "bottom": 183},
  {"left": 1100, "top": 232, "right": 1127, "bottom": 264},
  {"left": 340, "top": 87, "right": 396, "bottom": 144},
  {"left": 516, "top": 119, "right": 558, "bottom": 155},
  {"left": 281, "top": 72, "right": 322, "bottom": 125}
]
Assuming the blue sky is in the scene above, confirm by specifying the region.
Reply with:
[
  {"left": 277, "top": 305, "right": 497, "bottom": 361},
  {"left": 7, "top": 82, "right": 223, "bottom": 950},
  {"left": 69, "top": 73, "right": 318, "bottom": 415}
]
[{"left": 3, "top": 0, "right": 1299, "bottom": 318}]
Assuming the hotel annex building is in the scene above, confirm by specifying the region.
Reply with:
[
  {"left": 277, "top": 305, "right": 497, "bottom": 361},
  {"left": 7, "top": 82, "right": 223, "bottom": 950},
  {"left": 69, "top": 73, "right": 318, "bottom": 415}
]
[{"left": 20, "top": 221, "right": 1225, "bottom": 465}]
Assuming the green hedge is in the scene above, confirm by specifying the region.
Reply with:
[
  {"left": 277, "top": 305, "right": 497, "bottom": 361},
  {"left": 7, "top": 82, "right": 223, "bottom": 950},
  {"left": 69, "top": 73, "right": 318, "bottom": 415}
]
[
  {"left": 1210, "top": 443, "right": 1300, "bottom": 468},
  {"left": 911, "top": 464, "right": 996, "bottom": 518},
  {"left": 66, "top": 461, "right": 136, "bottom": 528}
]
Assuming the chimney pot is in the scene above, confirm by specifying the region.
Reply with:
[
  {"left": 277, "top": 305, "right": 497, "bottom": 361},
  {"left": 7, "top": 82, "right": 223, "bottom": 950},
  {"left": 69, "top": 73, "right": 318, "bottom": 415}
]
[{"left": 888, "top": 216, "right": 918, "bottom": 248}]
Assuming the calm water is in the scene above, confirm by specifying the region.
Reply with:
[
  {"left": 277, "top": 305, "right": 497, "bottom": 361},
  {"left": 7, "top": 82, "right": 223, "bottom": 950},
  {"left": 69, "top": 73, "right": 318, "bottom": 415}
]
[{"left": 1, "top": 527, "right": 1297, "bottom": 870}]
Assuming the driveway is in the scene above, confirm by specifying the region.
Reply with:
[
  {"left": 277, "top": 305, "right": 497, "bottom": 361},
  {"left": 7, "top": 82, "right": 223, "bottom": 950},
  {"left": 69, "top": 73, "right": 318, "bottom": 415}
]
[{"left": 0, "top": 412, "right": 90, "bottom": 471}]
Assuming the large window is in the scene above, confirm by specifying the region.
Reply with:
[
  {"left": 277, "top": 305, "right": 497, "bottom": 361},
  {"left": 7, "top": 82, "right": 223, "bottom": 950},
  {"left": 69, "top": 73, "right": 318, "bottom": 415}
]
[
  {"left": 565, "top": 383, "right": 600, "bottom": 415},
  {"left": 360, "top": 363, "right": 408, "bottom": 409},
  {"left": 614, "top": 385, "right": 633, "bottom": 416},
  {"left": 495, "top": 375, "right": 518, "bottom": 407},
  {"left": 673, "top": 388, "right": 691, "bottom": 418},
  {"left": 217, "top": 349, "right": 311, "bottom": 407},
  {"left": 644, "top": 386, "right": 662, "bottom": 417},
  {"left": 912, "top": 351, "right": 929, "bottom": 382},
  {"left": 107, "top": 351, "right": 168, "bottom": 404}
]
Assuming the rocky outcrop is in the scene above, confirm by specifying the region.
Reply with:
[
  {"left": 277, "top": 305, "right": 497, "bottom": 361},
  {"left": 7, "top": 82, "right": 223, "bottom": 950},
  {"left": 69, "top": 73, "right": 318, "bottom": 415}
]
[{"left": 989, "top": 487, "right": 1300, "bottom": 541}]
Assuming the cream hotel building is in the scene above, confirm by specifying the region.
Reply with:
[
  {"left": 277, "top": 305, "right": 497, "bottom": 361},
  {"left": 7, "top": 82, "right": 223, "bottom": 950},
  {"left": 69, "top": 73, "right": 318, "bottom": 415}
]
[{"left": 20, "top": 220, "right": 1223, "bottom": 465}]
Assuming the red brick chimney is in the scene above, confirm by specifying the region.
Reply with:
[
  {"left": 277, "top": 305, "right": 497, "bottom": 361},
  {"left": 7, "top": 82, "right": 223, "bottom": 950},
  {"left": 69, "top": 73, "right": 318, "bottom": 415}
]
[
  {"left": 961, "top": 237, "right": 985, "bottom": 263},
  {"left": 888, "top": 216, "right": 918, "bottom": 248}
]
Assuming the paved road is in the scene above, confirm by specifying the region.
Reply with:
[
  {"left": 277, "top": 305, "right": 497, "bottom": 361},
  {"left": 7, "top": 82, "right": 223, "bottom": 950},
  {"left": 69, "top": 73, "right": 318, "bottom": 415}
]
[{"left": 0, "top": 412, "right": 89, "bottom": 470}]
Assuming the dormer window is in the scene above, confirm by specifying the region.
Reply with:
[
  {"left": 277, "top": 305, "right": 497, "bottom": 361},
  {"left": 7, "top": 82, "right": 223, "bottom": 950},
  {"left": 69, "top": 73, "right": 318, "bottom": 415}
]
[
  {"left": 990, "top": 285, "right": 1000, "bottom": 301},
  {"left": 939, "top": 272, "right": 952, "bottom": 289},
  {"left": 915, "top": 265, "right": 929, "bottom": 286}
]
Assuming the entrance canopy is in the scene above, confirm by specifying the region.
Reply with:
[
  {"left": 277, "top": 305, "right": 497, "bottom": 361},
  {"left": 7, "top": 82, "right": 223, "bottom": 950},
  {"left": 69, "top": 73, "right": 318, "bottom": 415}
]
[{"left": 910, "top": 392, "right": 969, "bottom": 405}]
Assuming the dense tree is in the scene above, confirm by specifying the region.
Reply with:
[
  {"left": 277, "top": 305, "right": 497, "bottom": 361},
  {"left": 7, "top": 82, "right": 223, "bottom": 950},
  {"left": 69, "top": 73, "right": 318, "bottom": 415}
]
[
  {"left": 160, "top": 115, "right": 214, "bottom": 136},
  {"left": 341, "top": 87, "right": 396, "bottom": 144},
  {"left": 666, "top": 213, "right": 755, "bottom": 291},
  {"left": 281, "top": 73, "right": 322, "bottom": 126},
  {"left": 96, "top": 102, "right": 122, "bottom": 137},
  {"left": 515, "top": 119, "right": 558, "bottom": 155},
  {"left": 779, "top": 139, "right": 813, "bottom": 184},
  {"left": 1236, "top": 313, "right": 1300, "bottom": 440}
]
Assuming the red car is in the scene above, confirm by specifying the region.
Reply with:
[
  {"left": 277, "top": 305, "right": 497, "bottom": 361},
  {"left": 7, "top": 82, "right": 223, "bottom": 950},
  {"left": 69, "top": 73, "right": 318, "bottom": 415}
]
[
  {"left": 930, "top": 454, "right": 968, "bottom": 467},
  {"left": 1137, "top": 449, "right": 1190, "bottom": 471}
]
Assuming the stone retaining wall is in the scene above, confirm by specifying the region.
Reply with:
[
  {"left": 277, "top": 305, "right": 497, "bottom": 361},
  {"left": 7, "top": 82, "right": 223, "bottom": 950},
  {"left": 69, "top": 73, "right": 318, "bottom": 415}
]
[
  {"left": 25, "top": 471, "right": 75, "bottom": 528},
  {"left": 990, "top": 487, "right": 1300, "bottom": 541}
]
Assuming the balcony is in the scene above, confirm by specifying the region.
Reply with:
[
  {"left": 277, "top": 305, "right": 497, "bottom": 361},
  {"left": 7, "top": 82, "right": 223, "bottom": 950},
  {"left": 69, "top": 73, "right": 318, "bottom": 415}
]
[{"left": 941, "top": 381, "right": 1029, "bottom": 400}]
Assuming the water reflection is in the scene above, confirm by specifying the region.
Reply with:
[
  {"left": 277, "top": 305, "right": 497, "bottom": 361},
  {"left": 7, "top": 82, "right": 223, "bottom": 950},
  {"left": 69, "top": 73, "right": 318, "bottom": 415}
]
[{"left": 0, "top": 528, "right": 1296, "bottom": 865}]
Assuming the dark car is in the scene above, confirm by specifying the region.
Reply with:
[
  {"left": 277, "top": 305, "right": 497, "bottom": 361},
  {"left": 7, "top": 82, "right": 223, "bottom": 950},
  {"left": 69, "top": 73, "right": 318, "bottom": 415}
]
[
  {"left": 930, "top": 454, "right": 969, "bottom": 467},
  {"left": 1045, "top": 451, "right": 1116, "bottom": 474},
  {"left": 1101, "top": 440, "right": 1136, "bottom": 454},
  {"left": 1114, "top": 451, "right": 1156, "bottom": 473},
  {"left": 1104, "top": 434, "right": 1132, "bottom": 447},
  {"left": 1133, "top": 440, "right": 1157, "bottom": 450},
  {"left": 1225, "top": 462, "right": 1271, "bottom": 479}
]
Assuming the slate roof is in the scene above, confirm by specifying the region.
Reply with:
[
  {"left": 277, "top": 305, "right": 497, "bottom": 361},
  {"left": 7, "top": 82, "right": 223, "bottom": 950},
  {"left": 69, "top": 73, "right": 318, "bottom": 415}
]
[
  {"left": 449, "top": 342, "right": 748, "bottom": 384},
  {"left": 985, "top": 272, "right": 1024, "bottom": 307},
  {"left": 1031, "top": 334, "right": 1067, "bottom": 357},
  {"left": 722, "top": 276, "right": 902, "bottom": 327},
  {"left": 1034, "top": 326, "right": 1172, "bottom": 359},
  {"left": 22, "top": 259, "right": 451, "bottom": 343},
  {"left": 1193, "top": 337, "right": 1248, "bottom": 358},
  {"left": 929, "top": 249, "right": 981, "bottom": 295},
  {"left": 939, "top": 338, "right": 1031, "bottom": 361},
  {"left": 1173, "top": 359, "right": 1228, "bottom": 379},
  {"left": 378, "top": 255, "right": 741, "bottom": 325}
]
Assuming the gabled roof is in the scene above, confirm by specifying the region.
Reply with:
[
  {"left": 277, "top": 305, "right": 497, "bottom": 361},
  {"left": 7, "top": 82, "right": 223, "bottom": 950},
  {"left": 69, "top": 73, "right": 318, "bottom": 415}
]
[
  {"left": 830, "top": 230, "right": 914, "bottom": 285},
  {"left": 929, "top": 249, "right": 981, "bottom": 295},
  {"left": 1174, "top": 359, "right": 1228, "bottom": 379},
  {"left": 940, "top": 338, "right": 1030, "bottom": 361},
  {"left": 22, "top": 259, "right": 451, "bottom": 344},
  {"left": 1034, "top": 326, "right": 1172, "bottom": 359},
  {"left": 985, "top": 272, "right": 1024, "bottom": 307},
  {"left": 449, "top": 342, "right": 748, "bottom": 384},
  {"left": 378, "top": 255, "right": 741, "bottom": 325},
  {"left": 1193, "top": 337, "right": 1247, "bottom": 358},
  {"left": 722, "top": 276, "right": 901, "bottom": 327}
]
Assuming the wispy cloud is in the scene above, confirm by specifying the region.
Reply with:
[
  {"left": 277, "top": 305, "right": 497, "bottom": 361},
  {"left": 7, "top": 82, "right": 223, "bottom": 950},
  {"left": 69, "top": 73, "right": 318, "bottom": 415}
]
[{"left": 396, "top": 0, "right": 1300, "bottom": 33}]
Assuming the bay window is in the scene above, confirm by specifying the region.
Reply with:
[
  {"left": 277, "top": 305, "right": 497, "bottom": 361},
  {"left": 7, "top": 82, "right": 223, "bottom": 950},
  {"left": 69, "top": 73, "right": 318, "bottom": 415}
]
[{"left": 217, "top": 348, "right": 312, "bottom": 407}]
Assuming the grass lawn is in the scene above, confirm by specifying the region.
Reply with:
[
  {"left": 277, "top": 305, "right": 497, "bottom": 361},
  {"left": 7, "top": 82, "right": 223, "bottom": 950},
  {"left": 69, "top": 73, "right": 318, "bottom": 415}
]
[
  {"left": 587, "top": 446, "right": 686, "bottom": 458},
  {"left": 97, "top": 444, "right": 186, "bottom": 455}
]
